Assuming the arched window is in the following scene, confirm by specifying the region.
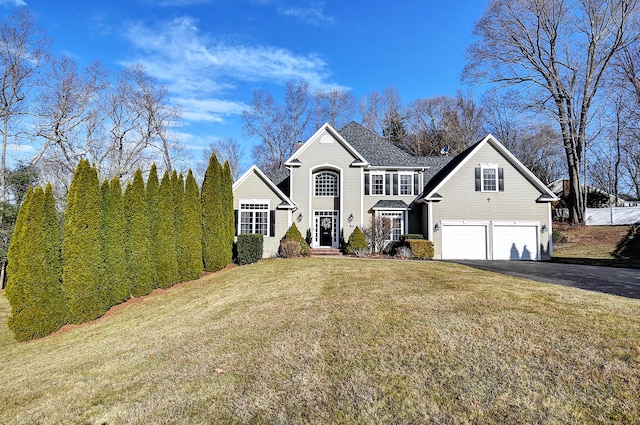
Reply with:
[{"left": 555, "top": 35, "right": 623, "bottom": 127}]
[{"left": 314, "top": 171, "right": 338, "bottom": 197}]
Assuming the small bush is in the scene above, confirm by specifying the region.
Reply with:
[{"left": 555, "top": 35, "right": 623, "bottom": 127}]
[
  {"left": 281, "top": 223, "right": 309, "bottom": 256},
  {"left": 406, "top": 239, "right": 434, "bottom": 259},
  {"left": 346, "top": 226, "right": 368, "bottom": 256},
  {"left": 552, "top": 229, "right": 567, "bottom": 243},
  {"left": 237, "top": 234, "right": 263, "bottom": 265},
  {"left": 280, "top": 240, "right": 302, "bottom": 258},
  {"left": 402, "top": 234, "right": 424, "bottom": 241},
  {"left": 395, "top": 246, "right": 413, "bottom": 259}
]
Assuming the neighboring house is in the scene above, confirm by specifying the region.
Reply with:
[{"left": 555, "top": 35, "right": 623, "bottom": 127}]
[
  {"left": 232, "top": 122, "right": 558, "bottom": 260},
  {"left": 548, "top": 179, "right": 639, "bottom": 208}
]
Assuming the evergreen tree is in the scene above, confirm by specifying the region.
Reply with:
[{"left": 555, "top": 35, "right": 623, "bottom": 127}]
[
  {"left": 125, "top": 169, "right": 155, "bottom": 297},
  {"left": 41, "top": 183, "right": 66, "bottom": 330},
  {"left": 173, "top": 172, "right": 188, "bottom": 281},
  {"left": 156, "top": 171, "right": 178, "bottom": 288},
  {"left": 183, "top": 170, "right": 203, "bottom": 280},
  {"left": 145, "top": 163, "right": 160, "bottom": 283},
  {"left": 62, "top": 160, "right": 104, "bottom": 324},
  {"left": 201, "top": 153, "right": 228, "bottom": 272},
  {"left": 102, "top": 176, "right": 130, "bottom": 306},
  {"left": 221, "top": 161, "right": 235, "bottom": 264}
]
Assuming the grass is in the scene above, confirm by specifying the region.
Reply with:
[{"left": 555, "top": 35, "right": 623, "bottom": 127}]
[
  {"left": 552, "top": 224, "right": 640, "bottom": 268},
  {"left": 1, "top": 258, "right": 640, "bottom": 424}
]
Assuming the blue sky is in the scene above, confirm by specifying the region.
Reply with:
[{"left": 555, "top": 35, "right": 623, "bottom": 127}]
[{"left": 1, "top": 0, "right": 488, "bottom": 169}]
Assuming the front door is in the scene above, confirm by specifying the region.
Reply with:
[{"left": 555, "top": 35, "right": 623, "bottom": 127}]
[{"left": 314, "top": 211, "right": 338, "bottom": 247}]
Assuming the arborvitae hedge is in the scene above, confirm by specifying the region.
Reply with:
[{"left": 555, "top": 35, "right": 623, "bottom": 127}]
[
  {"left": 6, "top": 186, "right": 66, "bottom": 341},
  {"left": 183, "top": 170, "right": 203, "bottom": 280},
  {"left": 221, "top": 161, "right": 235, "bottom": 264},
  {"left": 62, "top": 160, "right": 105, "bottom": 324},
  {"left": 102, "top": 176, "right": 130, "bottom": 306},
  {"left": 156, "top": 171, "right": 178, "bottom": 288},
  {"left": 145, "top": 163, "right": 160, "bottom": 285},
  {"left": 173, "top": 172, "right": 189, "bottom": 281},
  {"left": 125, "top": 169, "right": 155, "bottom": 297},
  {"left": 201, "top": 153, "right": 228, "bottom": 272}
]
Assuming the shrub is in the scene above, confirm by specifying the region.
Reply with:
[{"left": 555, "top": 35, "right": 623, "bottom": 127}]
[
  {"left": 346, "top": 226, "right": 368, "bottom": 256},
  {"left": 280, "top": 240, "right": 302, "bottom": 258},
  {"left": 552, "top": 229, "right": 567, "bottom": 243},
  {"left": 402, "top": 234, "right": 424, "bottom": 241},
  {"left": 395, "top": 245, "right": 413, "bottom": 259},
  {"left": 237, "top": 234, "right": 263, "bottom": 265},
  {"left": 280, "top": 223, "right": 309, "bottom": 256},
  {"left": 406, "top": 239, "right": 434, "bottom": 259}
]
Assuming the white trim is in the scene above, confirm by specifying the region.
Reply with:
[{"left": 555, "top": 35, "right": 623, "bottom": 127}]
[
  {"left": 548, "top": 203, "right": 553, "bottom": 257},
  {"left": 285, "top": 123, "right": 369, "bottom": 167},
  {"left": 369, "top": 171, "right": 385, "bottom": 196},
  {"left": 480, "top": 164, "right": 499, "bottom": 192},
  {"left": 398, "top": 171, "right": 414, "bottom": 196},
  {"left": 238, "top": 199, "right": 271, "bottom": 236}
]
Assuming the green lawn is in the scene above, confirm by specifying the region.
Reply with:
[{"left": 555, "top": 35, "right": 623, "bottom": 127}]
[{"left": 1, "top": 258, "right": 639, "bottom": 424}]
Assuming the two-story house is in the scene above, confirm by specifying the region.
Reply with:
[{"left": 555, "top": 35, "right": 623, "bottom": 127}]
[{"left": 232, "top": 121, "right": 558, "bottom": 260}]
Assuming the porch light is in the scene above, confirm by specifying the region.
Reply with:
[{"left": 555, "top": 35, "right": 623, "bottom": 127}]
[
  {"left": 297, "top": 213, "right": 302, "bottom": 222},
  {"left": 434, "top": 223, "right": 440, "bottom": 232},
  {"left": 347, "top": 213, "right": 354, "bottom": 223},
  {"left": 541, "top": 224, "right": 548, "bottom": 233}
]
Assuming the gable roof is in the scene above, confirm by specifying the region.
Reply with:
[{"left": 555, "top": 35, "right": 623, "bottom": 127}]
[
  {"left": 233, "top": 165, "right": 296, "bottom": 209},
  {"left": 285, "top": 123, "right": 368, "bottom": 167},
  {"left": 416, "top": 134, "right": 559, "bottom": 203}
]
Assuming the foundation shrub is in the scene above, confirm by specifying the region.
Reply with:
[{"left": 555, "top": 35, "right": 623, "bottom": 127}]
[{"left": 237, "top": 234, "right": 263, "bottom": 265}]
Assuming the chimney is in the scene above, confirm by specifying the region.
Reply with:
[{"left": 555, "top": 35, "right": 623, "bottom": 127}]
[{"left": 296, "top": 141, "right": 304, "bottom": 151}]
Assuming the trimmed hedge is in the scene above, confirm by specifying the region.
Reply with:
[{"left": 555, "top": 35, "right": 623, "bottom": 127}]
[
  {"left": 402, "top": 233, "right": 424, "bottom": 241},
  {"left": 237, "top": 233, "right": 263, "bottom": 265},
  {"left": 406, "top": 239, "right": 434, "bottom": 259},
  {"left": 280, "top": 223, "right": 309, "bottom": 257}
]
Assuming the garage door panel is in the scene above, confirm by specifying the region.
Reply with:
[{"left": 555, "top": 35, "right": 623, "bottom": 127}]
[
  {"left": 493, "top": 225, "right": 538, "bottom": 260},
  {"left": 442, "top": 225, "right": 487, "bottom": 260}
]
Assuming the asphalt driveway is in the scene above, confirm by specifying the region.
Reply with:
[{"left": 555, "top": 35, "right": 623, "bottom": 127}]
[{"left": 453, "top": 261, "right": 640, "bottom": 299}]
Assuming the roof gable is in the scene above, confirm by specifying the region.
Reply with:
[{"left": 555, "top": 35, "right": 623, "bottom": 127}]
[
  {"left": 285, "top": 123, "right": 368, "bottom": 167},
  {"left": 233, "top": 165, "right": 296, "bottom": 209},
  {"left": 418, "top": 134, "right": 558, "bottom": 202}
]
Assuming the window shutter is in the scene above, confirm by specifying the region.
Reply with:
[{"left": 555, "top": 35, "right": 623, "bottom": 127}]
[
  {"left": 234, "top": 210, "right": 238, "bottom": 235},
  {"left": 385, "top": 173, "right": 391, "bottom": 195},
  {"left": 364, "top": 173, "right": 370, "bottom": 195},
  {"left": 475, "top": 167, "right": 481, "bottom": 191},
  {"left": 270, "top": 210, "right": 276, "bottom": 237},
  {"left": 413, "top": 173, "right": 420, "bottom": 195},
  {"left": 393, "top": 174, "right": 398, "bottom": 195},
  {"left": 498, "top": 168, "right": 504, "bottom": 191}
]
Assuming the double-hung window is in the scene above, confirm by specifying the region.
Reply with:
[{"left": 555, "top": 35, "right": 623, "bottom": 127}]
[
  {"left": 399, "top": 173, "right": 413, "bottom": 195},
  {"left": 239, "top": 201, "right": 269, "bottom": 235},
  {"left": 483, "top": 167, "right": 497, "bottom": 191},
  {"left": 380, "top": 211, "right": 404, "bottom": 241},
  {"left": 371, "top": 173, "right": 384, "bottom": 195}
]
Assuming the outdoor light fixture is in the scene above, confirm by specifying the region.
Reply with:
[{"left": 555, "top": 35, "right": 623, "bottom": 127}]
[
  {"left": 541, "top": 224, "right": 548, "bottom": 233},
  {"left": 347, "top": 213, "right": 354, "bottom": 223},
  {"left": 434, "top": 223, "right": 440, "bottom": 231},
  {"left": 297, "top": 213, "right": 302, "bottom": 222}
]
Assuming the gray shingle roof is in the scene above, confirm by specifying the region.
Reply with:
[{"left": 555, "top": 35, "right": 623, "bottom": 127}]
[{"left": 371, "top": 200, "right": 411, "bottom": 210}]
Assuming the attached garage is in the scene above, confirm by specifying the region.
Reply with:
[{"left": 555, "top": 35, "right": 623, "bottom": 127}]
[
  {"left": 440, "top": 221, "right": 540, "bottom": 261},
  {"left": 492, "top": 223, "right": 539, "bottom": 260},
  {"left": 441, "top": 223, "right": 488, "bottom": 260}
]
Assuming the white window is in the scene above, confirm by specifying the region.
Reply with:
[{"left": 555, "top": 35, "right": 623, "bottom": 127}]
[
  {"left": 482, "top": 166, "right": 498, "bottom": 192},
  {"left": 239, "top": 201, "right": 269, "bottom": 235},
  {"left": 380, "top": 211, "right": 404, "bottom": 241},
  {"left": 399, "top": 173, "right": 413, "bottom": 196},
  {"left": 371, "top": 173, "right": 384, "bottom": 195},
  {"left": 315, "top": 171, "right": 338, "bottom": 197}
]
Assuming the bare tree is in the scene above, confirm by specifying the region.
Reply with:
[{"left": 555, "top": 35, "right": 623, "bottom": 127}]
[
  {"left": 358, "top": 86, "right": 403, "bottom": 136},
  {"left": 0, "top": 9, "right": 49, "bottom": 201},
  {"left": 242, "top": 80, "right": 311, "bottom": 177},
  {"left": 464, "top": 0, "right": 640, "bottom": 224},
  {"left": 312, "top": 88, "right": 356, "bottom": 130}
]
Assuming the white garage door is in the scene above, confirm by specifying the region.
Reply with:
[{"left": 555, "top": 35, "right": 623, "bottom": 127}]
[
  {"left": 441, "top": 224, "right": 488, "bottom": 260},
  {"left": 493, "top": 225, "right": 539, "bottom": 260}
]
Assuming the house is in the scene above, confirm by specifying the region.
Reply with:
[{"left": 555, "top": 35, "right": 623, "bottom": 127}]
[{"left": 232, "top": 122, "right": 558, "bottom": 260}]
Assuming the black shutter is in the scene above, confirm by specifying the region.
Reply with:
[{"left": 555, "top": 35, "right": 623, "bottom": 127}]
[
  {"left": 413, "top": 173, "right": 419, "bottom": 195},
  {"left": 385, "top": 173, "right": 391, "bottom": 195},
  {"left": 475, "top": 167, "right": 481, "bottom": 191},
  {"left": 270, "top": 210, "right": 276, "bottom": 237},
  {"left": 234, "top": 210, "right": 238, "bottom": 235},
  {"left": 393, "top": 174, "right": 398, "bottom": 195},
  {"left": 498, "top": 168, "right": 504, "bottom": 191},
  {"left": 364, "top": 173, "right": 370, "bottom": 195}
]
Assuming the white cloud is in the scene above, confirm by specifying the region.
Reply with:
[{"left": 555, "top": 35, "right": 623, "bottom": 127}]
[
  {"left": 0, "top": 0, "right": 27, "bottom": 6},
  {"left": 278, "top": 2, "right": 335, "bottom": 26},
  {"left": 121, "top": 16, "right": 344, "bottom": 112},
  {"left": 7, "top": 143, "right": 34, "bottom": 153}
]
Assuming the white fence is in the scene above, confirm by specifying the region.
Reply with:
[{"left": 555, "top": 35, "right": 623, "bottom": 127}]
[{"left": 586, "top": 207, "right": 640, "bottom": 225}]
